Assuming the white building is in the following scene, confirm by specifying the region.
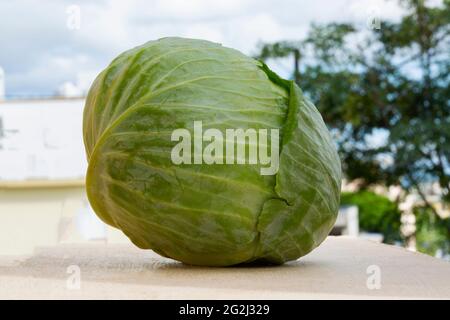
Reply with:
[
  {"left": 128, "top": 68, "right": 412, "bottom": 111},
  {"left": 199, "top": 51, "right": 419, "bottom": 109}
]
[
  {"left": 0, "top": 98, "right": 87, "bottom": 181},
  {"left": 0, "top": 96, "right": 128, "bottom": 255}
]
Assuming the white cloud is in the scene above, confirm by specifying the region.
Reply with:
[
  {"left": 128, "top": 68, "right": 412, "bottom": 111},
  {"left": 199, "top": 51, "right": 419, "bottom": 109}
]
[
  {"left": 181, "top": 24, "right": 225, "bottom": 44},
  {"left": 0, "top": 0, "right": 407, "bottom": 96},
  {"left": 139, "top": 0, "right": 251, "bottom": 21},
  {"left": 347, "top": 0, "right": 405, "bottom": 24}
]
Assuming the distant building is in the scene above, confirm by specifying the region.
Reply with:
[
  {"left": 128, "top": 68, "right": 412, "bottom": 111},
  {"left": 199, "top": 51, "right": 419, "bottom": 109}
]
[
  {"left": 0, "top": 66, "right": 5, "bottom": 101},
  {"left": 0, "top": 97, "right": 86, "bottom": 181},
  {"left": 0, "top": 96, "right": 129, "bottom": 255}
]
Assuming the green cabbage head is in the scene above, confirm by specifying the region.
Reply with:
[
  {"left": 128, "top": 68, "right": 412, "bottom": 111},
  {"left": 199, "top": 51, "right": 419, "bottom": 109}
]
[{"left": 83, "top": 37, "right": 341, "bottom": 266}]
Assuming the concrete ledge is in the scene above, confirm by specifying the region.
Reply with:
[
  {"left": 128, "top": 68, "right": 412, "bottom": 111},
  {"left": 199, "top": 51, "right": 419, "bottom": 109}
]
[
  {"left": 0, "top": 179, "right": 85, "bottom": 190},
  {"left": 0, "top": 236, "right": 449, "bottom": 299}
]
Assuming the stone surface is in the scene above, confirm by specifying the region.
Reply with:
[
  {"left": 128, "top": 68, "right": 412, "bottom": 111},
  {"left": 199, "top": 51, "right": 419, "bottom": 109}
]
[{"left": 0, "top": 236, "right": 449, "bottom": 299}]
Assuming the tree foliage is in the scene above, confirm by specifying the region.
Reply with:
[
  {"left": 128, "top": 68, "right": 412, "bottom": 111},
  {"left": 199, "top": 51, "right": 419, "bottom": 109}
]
[
  {"left": 256, "top": 0, "right": 450, "bottom": 208},
  {"left": 256, "top": 0, "right": 450, "bottom": 253},
  {"left": 341, "top": 191, "right": 402, "bottom": 243}
]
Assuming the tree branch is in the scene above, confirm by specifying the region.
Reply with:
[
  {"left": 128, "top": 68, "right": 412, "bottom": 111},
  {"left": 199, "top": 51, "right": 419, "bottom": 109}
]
[{"left": 407, "top": 173, "right": 440, "bottom": 218}]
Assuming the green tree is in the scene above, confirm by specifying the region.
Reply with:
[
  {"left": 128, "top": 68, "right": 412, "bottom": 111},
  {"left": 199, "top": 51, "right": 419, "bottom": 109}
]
[
  {"left": 415, "top": 206, "right": 450, "bottom": 256},
  {"left": 341, "top": 191, "right": 402, "bottom": 243},
  {"left": 256, "top": 0, "right": 449, "bottom": 214}
]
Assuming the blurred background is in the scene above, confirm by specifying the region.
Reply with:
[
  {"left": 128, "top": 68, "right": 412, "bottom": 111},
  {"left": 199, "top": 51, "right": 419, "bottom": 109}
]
[{"left": 0, "top": 0, "right": 448, "bottom": 259}]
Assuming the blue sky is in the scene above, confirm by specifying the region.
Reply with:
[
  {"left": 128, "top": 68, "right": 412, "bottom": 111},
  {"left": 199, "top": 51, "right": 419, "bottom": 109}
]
[{"left": 0, "top": 0, "right": 409, "bottom": 97}]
